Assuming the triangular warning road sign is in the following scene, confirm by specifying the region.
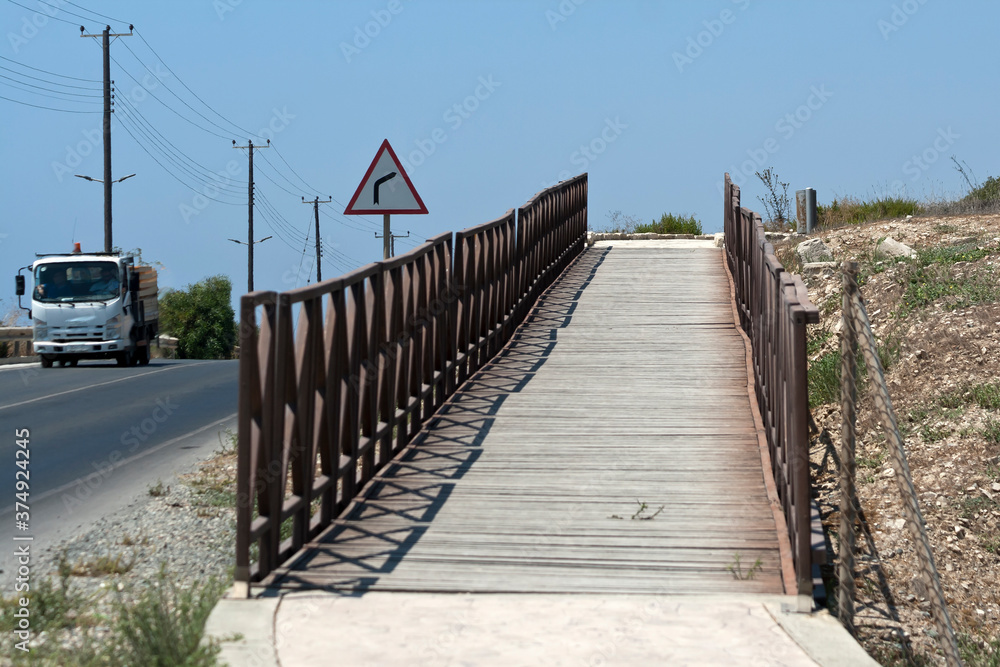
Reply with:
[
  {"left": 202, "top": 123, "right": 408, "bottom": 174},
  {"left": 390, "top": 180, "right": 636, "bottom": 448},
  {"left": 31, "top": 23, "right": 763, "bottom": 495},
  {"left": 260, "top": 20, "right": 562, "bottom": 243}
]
[{"left": 344, "top": 139, "right": 428, "bottom": 215}]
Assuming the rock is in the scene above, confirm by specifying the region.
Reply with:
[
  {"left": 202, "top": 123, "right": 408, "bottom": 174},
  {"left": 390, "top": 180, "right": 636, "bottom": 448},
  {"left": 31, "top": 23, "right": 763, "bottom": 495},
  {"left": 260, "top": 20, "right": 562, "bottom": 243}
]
[
  {"left": 801, "top": 261, "right": 839, "bottom": 279},
  {"left": 892, "top": 518, "right": 906, "bottom": 531},
  {"left": 992, "top": 482, "right": 1000, "bottom": 492},
  {"left": 877, "top": 236, "right": 916, "bottom": 258},
  {"left": 882, "top": 467, "right": 896, "bottom": 479},
  {"left": 714, "top": 232, "right": 725, "bottom": 248},
  {"left": 796, "top": 238, "right": 834, "bottom": 263}
]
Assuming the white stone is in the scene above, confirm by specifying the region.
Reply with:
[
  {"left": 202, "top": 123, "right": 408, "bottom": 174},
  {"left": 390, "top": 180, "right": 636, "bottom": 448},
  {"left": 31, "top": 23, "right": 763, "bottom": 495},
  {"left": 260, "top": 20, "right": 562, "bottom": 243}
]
[
  {"left": 877, "top": 236, "right": 916, "bottom": 259},
  {"left": 796, "top": 238, "right": 834, "bottom": 264}
]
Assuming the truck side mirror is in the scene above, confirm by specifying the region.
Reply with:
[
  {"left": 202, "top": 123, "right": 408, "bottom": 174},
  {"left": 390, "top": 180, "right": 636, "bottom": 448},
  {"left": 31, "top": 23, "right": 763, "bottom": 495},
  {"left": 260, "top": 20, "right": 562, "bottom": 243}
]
[{"left": 15, "top": 275, "right": 24, "bottom": 296}]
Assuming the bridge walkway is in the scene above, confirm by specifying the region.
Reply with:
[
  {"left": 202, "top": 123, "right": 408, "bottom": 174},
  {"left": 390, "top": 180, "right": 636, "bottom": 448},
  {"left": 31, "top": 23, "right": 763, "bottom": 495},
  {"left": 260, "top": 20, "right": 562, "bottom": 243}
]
[{"left": 267, "top": 240, "right": 789, "bottom": 596}]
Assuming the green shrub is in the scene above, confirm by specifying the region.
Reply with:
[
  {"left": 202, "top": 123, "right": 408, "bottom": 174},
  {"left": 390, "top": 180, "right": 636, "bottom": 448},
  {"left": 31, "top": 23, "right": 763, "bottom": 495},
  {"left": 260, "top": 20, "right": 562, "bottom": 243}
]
[
  {"left": 634, "top": 213, "right": 703, "bottom": 235},
  {"left": 160, "top": 276, "right": 237, "bottom": 359},
  {"left": 966, "top": 175, "right": 1000, "bottom": 205},
  {"left": 809, "top": 350, "right": 841, "bottom": 407},
  {"left": 817, "top": 196, "right": 922, "bottom": 228},
  {"left": 112, "top": 567, "right": 224, "bottom": 667}
]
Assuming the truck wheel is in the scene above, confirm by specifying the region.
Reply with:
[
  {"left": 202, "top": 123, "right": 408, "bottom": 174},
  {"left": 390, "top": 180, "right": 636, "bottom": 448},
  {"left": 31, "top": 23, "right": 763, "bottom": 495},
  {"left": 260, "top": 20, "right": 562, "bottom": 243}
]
[
  {"left": 40, "top": 355, "right": 53, "bottom": 368},
  {"left": 137, "top": 345, "right": 150, "bottom": 366},
  {"left": 67, "top": 358, "right": 78, "bottom": 367},
  {"left": 115, "top": 351, "right": 131, "bottom": 367}
]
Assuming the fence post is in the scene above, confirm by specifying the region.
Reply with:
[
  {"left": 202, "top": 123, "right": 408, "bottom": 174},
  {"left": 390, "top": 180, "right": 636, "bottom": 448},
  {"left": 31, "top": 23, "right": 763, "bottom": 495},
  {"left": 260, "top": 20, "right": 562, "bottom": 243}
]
[{"left": 838, "top": 261, "right": 859, "bottom": 631}]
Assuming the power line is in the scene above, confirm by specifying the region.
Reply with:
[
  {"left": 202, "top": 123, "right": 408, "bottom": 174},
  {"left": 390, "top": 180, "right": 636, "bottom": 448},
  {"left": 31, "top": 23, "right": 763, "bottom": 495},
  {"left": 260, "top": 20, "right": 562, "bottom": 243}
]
[
  {"left": 115, "top": 95, "right": 244, "bottom": 197},
  {"left": 269, "top": 143, "right": 323, "bottom": 195},
  {"left": 5, "top": 0, "right": 81, "bottom": 26},
  {"left": 0, "top": 93, "right": 100, "bottom": 113},
  {"left": 120, "top": 40, "right": 248, "bottom": 140},
  {"left": 0, "top": 63, "right": 102, "bottom": 90},
  {"left": 132, "top": 27, "right": 262, "bottom": 142},
  {"left": 109, "top": 53, "right": 231, "bottom": 139},
  {"left": 114, "top": 112, "right": 241, "bottom": 205},
  {"left": 63, "top": 0, "right": 128, "bottom": 25},
  {"left": 33, "top": 0, "right": 128, "bottom": 28},
  {"left": 0, "top": 73, "right": 103, "bottom": 98},
  {"left": 253, "top": 152, "right": 309, "bottom": 198},
  {"left": 0, "top": 55, "right": 101, "bottom": 83},
  {"left": 0, "top": 77, "right": 103, "bottom": 104}
]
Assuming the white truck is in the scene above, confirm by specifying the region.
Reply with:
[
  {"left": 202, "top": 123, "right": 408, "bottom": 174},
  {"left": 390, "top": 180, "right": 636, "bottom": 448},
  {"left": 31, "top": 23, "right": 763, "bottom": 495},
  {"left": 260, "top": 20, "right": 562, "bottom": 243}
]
[{"left": 15, "top": 245, "right": 158, "bottom": 368}]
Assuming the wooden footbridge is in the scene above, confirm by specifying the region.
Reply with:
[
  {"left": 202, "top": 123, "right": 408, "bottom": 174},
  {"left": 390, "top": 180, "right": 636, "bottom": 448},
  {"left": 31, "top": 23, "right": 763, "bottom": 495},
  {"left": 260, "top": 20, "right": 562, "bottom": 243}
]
[{"left": 234, "top": 173, "right": 820, "bottom": 601}]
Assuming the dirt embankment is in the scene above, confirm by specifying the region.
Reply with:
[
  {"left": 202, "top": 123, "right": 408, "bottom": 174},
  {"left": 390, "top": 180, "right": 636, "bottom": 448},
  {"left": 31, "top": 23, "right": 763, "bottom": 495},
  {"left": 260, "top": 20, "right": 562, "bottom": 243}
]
[{"left": 773, "top": 213, "right": 1000, "bottom": 666}]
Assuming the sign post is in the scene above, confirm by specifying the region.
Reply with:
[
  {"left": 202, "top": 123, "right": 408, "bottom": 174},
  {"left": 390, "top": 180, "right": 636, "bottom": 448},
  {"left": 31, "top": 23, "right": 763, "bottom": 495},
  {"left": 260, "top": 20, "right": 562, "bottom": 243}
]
[{"left": 344, "top": 139, "right": 428, "bottom": 259}]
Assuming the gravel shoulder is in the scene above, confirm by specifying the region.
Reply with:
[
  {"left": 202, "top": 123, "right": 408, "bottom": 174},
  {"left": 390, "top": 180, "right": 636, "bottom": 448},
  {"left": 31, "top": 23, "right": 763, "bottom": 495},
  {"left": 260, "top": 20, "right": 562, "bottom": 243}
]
[{"left": 2, "top": 439, "right": 237, "bottom": 661}]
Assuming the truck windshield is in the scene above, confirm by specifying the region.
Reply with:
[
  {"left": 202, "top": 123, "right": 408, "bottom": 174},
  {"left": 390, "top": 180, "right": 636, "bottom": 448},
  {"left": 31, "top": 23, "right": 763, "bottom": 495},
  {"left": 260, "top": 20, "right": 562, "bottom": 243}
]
[{"left": 33, "top": 262, "right": 121, "bottom": 303}]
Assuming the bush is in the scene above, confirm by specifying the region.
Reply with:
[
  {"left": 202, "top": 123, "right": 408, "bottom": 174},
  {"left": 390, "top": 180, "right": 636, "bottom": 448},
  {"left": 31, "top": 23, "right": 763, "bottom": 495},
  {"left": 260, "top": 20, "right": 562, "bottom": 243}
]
[
  {"left": 966, "top": 175, "right": 1000, "bottom": 205},
  {"left": 634, "top": 213, "right": 703, "bottom": 235},
  {"left": 816, "top": 196, "right": 922, "bottom": 228},
  {"left": 111, "top": 568, "right": 224, "bottom": 667},
  {"left": 160, "top": 276, "right": 237, "bottom": 359}
]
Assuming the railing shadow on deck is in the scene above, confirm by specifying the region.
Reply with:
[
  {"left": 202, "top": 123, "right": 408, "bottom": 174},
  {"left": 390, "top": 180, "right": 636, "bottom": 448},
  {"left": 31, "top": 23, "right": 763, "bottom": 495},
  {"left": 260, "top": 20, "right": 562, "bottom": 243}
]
[
  {"left": 264, "top": 246, "right": 610, "bottom": 594},
  {"left": 234, "top": 175, "right": 589, "bottom": 593}
]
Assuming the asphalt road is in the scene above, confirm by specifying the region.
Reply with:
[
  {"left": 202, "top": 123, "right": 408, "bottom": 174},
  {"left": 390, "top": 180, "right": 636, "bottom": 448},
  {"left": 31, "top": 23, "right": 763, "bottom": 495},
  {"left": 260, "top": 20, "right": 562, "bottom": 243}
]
[{"left": 0, "top": 358, "right": 237, "bottom": 587}]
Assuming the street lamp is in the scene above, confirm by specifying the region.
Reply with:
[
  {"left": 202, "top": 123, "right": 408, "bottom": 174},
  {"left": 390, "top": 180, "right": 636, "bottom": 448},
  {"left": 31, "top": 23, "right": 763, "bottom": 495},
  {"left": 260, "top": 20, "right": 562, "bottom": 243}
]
[
  {"left": 228, "top": 236, "right": 271, "bottom": 292},
  {"left": 75, "top": 173, "right": 136, "bottom": 185},
  {"left": 74, "top": 173, "right": 135, "bottom": 252}
]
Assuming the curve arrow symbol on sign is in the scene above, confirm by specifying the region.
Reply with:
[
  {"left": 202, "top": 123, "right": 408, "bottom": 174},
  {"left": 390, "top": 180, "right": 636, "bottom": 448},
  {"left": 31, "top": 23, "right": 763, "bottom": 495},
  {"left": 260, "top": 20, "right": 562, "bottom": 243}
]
[{"left": 373, "top": 172, "right": 397, "bottom": 205}]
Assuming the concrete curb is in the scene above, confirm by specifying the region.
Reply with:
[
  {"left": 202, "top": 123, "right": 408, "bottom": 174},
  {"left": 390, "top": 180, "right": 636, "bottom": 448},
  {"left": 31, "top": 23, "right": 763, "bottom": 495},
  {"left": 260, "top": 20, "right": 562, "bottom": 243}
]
[
  {"left": 765, "top": 602, "right": 880, "bottom": 666},
  {"left": 205, "top": 595, "right": 281, "bottom": 667},
  {"left": 0, "top": 356, "right": 38, "bottom": 366}
]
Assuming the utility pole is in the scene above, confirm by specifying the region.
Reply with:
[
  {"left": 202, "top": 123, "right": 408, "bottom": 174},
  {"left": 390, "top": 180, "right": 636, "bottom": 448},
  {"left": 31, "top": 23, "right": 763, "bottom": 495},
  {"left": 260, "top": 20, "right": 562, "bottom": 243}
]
[
  {"left": 375, "top": 230, "right": 410, "bottom": 258},
  {"left": 302, "top": 197, "right": 331, "bottom": 282},
  {"left": 233, "top": 139, "right": 269, "bottom": 292},
  {"left": 81, "top": 24, "right": 132, "bottom": 253}
]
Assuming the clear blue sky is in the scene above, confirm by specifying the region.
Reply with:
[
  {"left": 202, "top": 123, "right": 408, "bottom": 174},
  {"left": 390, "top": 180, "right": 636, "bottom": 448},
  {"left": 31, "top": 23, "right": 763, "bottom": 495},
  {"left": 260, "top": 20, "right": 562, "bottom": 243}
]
[{"left": 2, "top": 0, "right": 997, "bottom": 318}]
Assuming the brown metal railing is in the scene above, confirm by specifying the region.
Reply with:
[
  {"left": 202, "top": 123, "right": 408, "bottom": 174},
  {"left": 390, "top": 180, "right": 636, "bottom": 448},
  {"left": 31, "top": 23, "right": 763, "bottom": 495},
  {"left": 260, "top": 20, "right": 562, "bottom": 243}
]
[
  {"left": 235, "top": 174, "right": 587, "bottom": 589},
  {"left": 723, "top": 173, "right": 819, "bottom": 597}
]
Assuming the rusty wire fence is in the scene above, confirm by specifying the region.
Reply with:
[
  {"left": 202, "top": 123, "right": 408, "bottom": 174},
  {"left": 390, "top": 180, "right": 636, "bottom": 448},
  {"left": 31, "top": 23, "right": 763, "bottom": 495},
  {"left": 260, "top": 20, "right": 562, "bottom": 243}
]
[
  {"left": 839, "top": 261, "right": 963, "bottom": 666},
  {"left": 235, "top": 174, "right": 587, "bottom": 590},
  {"left": 723, "top": 173, "right": 820, "bottom": 598}
]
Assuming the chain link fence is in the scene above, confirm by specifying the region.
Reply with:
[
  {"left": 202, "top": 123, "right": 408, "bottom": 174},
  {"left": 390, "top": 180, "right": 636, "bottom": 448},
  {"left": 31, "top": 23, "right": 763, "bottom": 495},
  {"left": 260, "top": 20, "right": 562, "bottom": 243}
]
[{"left": 838, "top": 261, "right": 962, "bottom": 667}]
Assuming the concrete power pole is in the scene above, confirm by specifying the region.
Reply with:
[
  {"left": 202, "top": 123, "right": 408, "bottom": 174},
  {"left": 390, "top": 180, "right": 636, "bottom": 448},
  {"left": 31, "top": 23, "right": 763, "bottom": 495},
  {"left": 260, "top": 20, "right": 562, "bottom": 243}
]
[
  {"left": 233, "top": 139, "right": 269, "bottom": 292},
  {"left": 81, "top": 24, "right": 132, "bottom": 253},
  {"left": 302, "top": 197, "right": 331, "bottom": 282}
]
